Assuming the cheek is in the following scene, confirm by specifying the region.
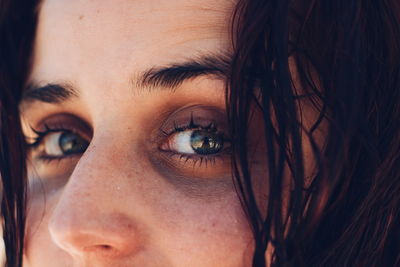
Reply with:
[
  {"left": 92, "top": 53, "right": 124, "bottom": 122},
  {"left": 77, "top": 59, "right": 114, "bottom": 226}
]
[
  {"left": 150, "top": 191, "right": 254, "bottom": 266},
  {"left": 24, "top": 184, "right": 73, "bottom": 266},
  {"left": 24, "top": 228, "right": 73, "bottom": 267},
  {"left": 121, "top": 160, "right": 254, "bottom": 265}
]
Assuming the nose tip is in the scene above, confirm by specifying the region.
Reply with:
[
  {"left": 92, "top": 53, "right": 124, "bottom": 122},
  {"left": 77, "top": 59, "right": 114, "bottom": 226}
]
[{"left": 48, "top": 209, "right": 138, "bottom": 258}]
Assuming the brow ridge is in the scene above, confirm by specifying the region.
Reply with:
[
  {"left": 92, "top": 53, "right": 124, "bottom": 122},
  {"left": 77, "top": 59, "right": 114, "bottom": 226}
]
[{"left": 21, "top": 53, "right": 232, "bottom": 105}]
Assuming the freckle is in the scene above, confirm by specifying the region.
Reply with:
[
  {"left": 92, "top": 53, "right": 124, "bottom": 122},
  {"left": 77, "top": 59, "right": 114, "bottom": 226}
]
[
  {"left": 78, "top": 15, "right": 84, "bottom": 20},
  {"left": 126, "top": 223, "right": 134, "bottom": 230}
]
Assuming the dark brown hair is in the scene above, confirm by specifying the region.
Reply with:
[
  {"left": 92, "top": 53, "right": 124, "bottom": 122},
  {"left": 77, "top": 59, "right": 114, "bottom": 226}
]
[
  {"left": 0, "top": 0, "right": 399, "bottom": 266},
  {"left": 0, "top": 0, "right": 37, "bottom": 266},
  {"left": 229, "top": 0, "right": 400, "bottom": 266}
]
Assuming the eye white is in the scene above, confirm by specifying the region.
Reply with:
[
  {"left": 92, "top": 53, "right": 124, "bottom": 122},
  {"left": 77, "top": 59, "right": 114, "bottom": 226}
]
[
  {"left": 43, "top": 132, "right": 64, "bottom": 156},
  {"left": 169, "top": 130, "right": 196, "bottom": 154}
]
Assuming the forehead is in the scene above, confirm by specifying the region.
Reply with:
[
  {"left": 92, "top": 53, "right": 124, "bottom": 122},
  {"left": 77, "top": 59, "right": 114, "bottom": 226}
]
[{"left": 32, "top": 0, "right": 235, "bottom": 84}]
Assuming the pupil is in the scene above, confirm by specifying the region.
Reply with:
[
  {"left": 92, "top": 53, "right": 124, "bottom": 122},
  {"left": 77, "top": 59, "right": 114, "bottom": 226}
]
[
  {"left": 190, "top": 130, "right": 223, "bottom": 155},
  {"left": 59, "top": 132, "right": 89, "bottom": 155}
]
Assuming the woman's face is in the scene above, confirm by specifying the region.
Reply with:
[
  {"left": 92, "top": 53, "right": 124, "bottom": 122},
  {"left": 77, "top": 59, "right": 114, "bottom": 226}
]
[{"left": 20, "top": 0, "right": 262, "bottom": 266}]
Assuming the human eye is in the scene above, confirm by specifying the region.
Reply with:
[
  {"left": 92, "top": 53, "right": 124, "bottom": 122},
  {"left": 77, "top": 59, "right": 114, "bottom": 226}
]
[
  {"left": 26, "top": 115, "right": 91, "bottom": 164},
  {"left": 153, "top": 106, "right": 231, "bottom": 180},
  {"left": 163, "top": 128, "right": 224, "bottom": 155},
  {"left": 29, "top": 127, "right": 89, "bottom": 162},
  {"left": 160, "top": 118, "right": 228, "bottom": 163}
]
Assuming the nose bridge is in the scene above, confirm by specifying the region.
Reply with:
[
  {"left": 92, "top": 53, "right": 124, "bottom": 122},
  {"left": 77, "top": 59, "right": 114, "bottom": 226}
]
[{"left": 48, "top": 135, "right": 138, "bottom": 257}]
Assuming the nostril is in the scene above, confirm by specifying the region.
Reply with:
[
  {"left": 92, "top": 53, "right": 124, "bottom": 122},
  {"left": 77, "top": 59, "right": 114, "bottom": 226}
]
[
  {"left": 79, "top": 243, "right": 127, "bottom": 258},
  {"left": 82, "top": 244, "right": 118, "bottom": 255},
  {"left": 83, "top": 244, "right": 114, "bottom": 253},
  {"left": 100, "top": 245, "right": 112, "bottom": 250}
]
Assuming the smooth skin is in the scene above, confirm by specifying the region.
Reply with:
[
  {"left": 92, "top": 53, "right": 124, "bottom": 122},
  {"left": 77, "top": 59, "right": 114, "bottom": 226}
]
[{"left": 21, "top": 0, "right": 258, "bottom": 266}]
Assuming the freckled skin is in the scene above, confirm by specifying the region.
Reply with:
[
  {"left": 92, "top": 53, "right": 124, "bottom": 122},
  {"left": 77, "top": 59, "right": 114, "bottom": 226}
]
[
  {"left": 19, "top": 0, "right": 326, "bottom": 265},
  {"left": 21, "top": 0, "right": 258, "bottom": 266}
]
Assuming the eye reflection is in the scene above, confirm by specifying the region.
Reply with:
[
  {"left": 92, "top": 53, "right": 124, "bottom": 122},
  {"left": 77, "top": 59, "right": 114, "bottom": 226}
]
[
  {"left": 161, "top": 129, "right": 225, "bottom": 156},
  {"left": 58, "top": 132, "right": 89, "bottom": 155}
]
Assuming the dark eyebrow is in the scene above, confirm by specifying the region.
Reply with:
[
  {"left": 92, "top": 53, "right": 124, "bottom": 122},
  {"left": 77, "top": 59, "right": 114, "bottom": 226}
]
[
  {"left": 22, "top": 83, "right": 78, "bottom": 104},
  {"left": 21, "top": 53, "right": 231, "bottom": 104},
  {"left": 136, "top": 54, "right": 231, "bottom": 90}
]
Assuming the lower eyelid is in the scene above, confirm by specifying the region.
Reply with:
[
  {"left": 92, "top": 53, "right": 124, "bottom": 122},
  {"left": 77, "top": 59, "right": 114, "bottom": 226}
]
[
  {"left": 171, "top": 152, "right": 219, "bottom": 166},
  {"left": 159, "top": 149, "right": 229, "bottom": 168},
  {"left": 148, "top": 152, "right": 234, "bottom": 198},
  {"left": 34, "top": 151, "right": 83, "bottom": 163},
  {"left": 150, "top": 150, "right": 232, "bottom": 181}
]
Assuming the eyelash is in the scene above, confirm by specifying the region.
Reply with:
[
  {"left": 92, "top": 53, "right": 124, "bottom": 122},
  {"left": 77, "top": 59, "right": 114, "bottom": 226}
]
[
  {"left": 161, "top": 114, "right": 218, "bottom": 135},
  {"left": 27, "top": 116, "right": 229, "bottom": 167},
  {"left": 168, "top": 152, "right": 223, "bottom": 168}
]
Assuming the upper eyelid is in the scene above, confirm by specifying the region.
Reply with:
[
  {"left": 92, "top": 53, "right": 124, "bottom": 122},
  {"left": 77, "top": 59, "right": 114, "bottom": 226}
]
[
  {"left": 159, "top": 108, "right": 228, "bottom": 135},
  {"left": 27, "top": 113, "right": 93, "bottom": 138},
  {"left": 31, "top": 123, "right": 70, "bottom": 135},
  {"left": 165, "top": 120, "right": 219, "bottom": 135},
  {"left": 31, "top": 124, "right": 85, "bottom": 138}
]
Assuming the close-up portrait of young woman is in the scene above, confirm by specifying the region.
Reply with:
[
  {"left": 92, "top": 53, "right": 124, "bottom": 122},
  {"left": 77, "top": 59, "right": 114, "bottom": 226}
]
[{"left": 0, "top": 0, "right": 399, "bottom": 266}]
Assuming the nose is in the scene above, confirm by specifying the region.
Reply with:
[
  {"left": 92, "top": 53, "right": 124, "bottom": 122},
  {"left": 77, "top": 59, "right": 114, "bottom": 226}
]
[
  {"left": 49, "top": 206, "right": 137, "bottom": 258},
  {"left": 48, "top": 141, "right": 139, "bottom": 258}
]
